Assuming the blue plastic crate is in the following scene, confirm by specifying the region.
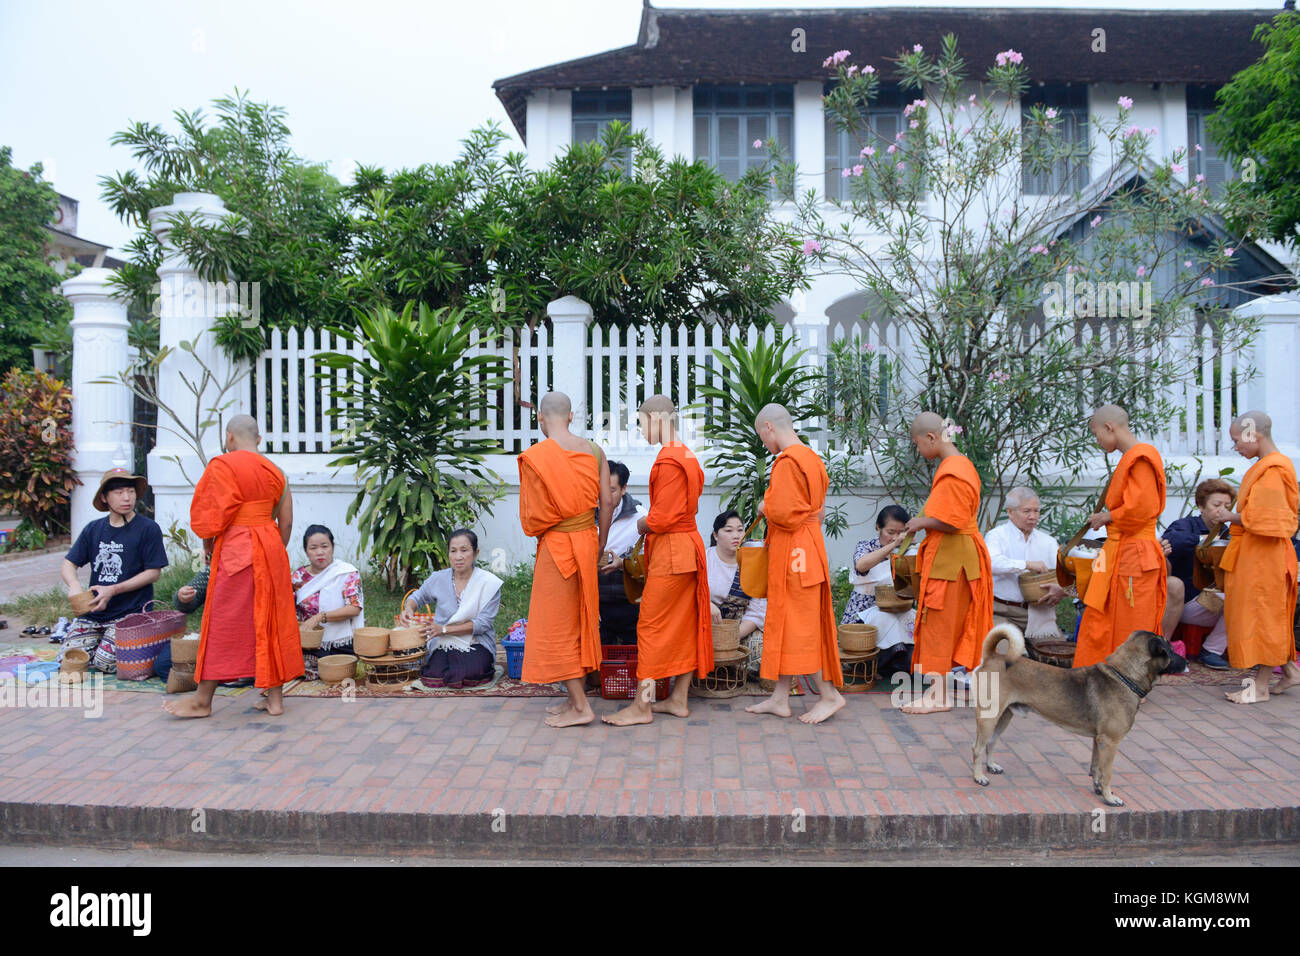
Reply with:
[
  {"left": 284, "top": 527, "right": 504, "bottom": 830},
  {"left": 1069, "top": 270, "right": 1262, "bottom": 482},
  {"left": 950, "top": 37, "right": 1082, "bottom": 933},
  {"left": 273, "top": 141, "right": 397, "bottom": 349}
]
[{"left": 502, "top": 639, "right": 525, "bottom": 680}]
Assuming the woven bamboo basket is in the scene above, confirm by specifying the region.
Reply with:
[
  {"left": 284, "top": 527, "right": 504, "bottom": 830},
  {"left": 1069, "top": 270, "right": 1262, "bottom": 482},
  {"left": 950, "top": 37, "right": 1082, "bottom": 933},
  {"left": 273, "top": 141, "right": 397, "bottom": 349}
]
[
  {"left": 1018, "top": 570, "right": 1057, "bottom": 602},
  {"left": 712, "top": 618, "right": 740, "bottom": 652},
  {"left": 300, "top": 626, "right": 324, "bottom": 651},
  {"left": 875, "top": 585, "right": 913, "bottom": 613},
  {"left": 317, "top": 654, "right": 358, "bottom": 684},
  {"left": 172, "top": 634, "right": 201, "bottom": 663},
  {"left": 352, "top": 627, "right": 390, "bottom": 658},
  {"left": 59, "top": 648, "right": 89, "bottom": 682},
  {"left": 69, "top": 590, "right": 95, "bottom": 617},
  {"left": 387, "top": 626, "right": 425, "bottom": 653},
  {"left": 839, "top": 648, "right": 879, "bottom": 692},
  {"left": 837, "top": 623, "right": 878, "bottom": 654},
  {"left": 1196, "top": 588, "right": 1225, "bottom": 614},
  {"left": 1025, "top": 638, "right": 1075, "bottom": 668}
]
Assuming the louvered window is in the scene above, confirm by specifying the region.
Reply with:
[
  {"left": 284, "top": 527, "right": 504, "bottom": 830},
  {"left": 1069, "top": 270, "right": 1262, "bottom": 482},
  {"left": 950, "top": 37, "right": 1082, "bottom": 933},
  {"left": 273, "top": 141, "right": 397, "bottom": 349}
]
[
  {"left": 693, "top": 85, "right": 793, "bottom": 184},
  {"left": 1187, "top": 85, "right": 1232, "bottom": 198},
  {"left": 1022, "top": 84, "right": 1089, "bottom": 195},
  {"left": 824, "top": 84, "right": 907, "bottom": 201}
]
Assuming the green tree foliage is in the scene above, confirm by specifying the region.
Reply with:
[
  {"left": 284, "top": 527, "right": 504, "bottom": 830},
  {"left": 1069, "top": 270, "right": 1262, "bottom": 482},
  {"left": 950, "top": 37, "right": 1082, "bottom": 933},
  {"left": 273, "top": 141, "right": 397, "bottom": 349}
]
[
  {"left": 0, "top": 147, "right": 74, "bottom": 372},
  {"left": 318, "top": 303, "right": 507, "bottom": 589},
  {"left": 690, "top": 333, "right": 825, "bottom": 523},
  {"left": 792, "top": 35, "right": 1274, "bottom": 524},
  {"left": 0, "top": 368, "right": 76, "bottom": 534},
  {"left": 1208, "top": 9, "right": 1300, "bottom": 245},
  {"left": 99, "top": 90, "right": 351, "bottom": 361}
]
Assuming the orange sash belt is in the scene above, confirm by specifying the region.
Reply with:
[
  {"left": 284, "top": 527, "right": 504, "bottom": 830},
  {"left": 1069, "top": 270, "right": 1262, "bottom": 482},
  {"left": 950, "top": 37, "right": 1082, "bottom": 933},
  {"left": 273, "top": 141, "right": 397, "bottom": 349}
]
[
  {"left": 232, "top": 501, "right": 275, "bottom": 526},
  {"left": 549, "top": 511, "right": 596, "bottom": 534}
]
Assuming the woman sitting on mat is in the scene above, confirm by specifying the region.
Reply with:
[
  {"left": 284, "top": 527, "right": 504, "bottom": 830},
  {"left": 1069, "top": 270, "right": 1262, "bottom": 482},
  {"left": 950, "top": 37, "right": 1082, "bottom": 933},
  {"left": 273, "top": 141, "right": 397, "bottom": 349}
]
[
  {"left": 707, "top": 510, "right": 767, "bottom": 675},
  {"left": 399, "top": 529, "right": 503, "bottom": 688},
  {"left": 843, "top": 504, "right": 915, "bottom": 681},
  {"left": 291, "top": 524, "right": 364, "bottom": 657}
]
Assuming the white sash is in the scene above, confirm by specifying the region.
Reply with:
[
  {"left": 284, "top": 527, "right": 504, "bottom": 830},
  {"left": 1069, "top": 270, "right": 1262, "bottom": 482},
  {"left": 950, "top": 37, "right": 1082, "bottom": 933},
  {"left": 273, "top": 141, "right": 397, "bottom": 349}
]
[
  {"left": 296, "top": 560, "right": 363, "bottom": 648},
  {"left": 434, "top": 568, "right": 504, "bottom": 653}
]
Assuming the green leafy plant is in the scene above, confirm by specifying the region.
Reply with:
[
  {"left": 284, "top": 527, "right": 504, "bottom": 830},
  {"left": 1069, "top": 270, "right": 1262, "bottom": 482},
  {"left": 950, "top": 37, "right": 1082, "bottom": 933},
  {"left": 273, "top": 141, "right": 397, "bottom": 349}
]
[
  {"left": 0, "top": 368, "right": 77, "bottom": 535},
  {"left": 690, "top": 332, "right": 826, "bottom": 523},
  {"left": 0, "top": 519, "right": 48, "bottom": 554},
  {"left": 319, "top": 302, "right": 508, "bottom": 589}
]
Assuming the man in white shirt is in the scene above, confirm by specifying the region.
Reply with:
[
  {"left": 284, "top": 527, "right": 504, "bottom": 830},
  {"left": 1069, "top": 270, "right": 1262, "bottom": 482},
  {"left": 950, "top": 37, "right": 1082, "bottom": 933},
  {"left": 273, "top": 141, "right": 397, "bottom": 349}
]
[
  {"left": 985, "top": 486, "right": 1067, "bottom": 638},
  {"left": 598, "top": 460, "right": 646, "bottom": 645}
]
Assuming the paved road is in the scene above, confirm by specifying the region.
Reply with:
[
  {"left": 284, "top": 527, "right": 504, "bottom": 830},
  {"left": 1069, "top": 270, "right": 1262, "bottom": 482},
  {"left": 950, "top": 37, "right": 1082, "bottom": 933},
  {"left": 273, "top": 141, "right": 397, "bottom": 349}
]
[
  {"left": 0, "top": 550, "right": 79, "bottom": 604},
  {"left": 3, "top": 843, "right": 1298, "bottom": 866}
]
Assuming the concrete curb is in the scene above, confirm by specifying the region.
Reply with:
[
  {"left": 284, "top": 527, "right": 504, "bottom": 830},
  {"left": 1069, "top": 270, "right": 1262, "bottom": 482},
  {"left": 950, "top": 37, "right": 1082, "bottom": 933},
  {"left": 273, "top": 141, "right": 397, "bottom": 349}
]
[{"left": 3, "top": 801, "right": 1296, "bottom": 860}]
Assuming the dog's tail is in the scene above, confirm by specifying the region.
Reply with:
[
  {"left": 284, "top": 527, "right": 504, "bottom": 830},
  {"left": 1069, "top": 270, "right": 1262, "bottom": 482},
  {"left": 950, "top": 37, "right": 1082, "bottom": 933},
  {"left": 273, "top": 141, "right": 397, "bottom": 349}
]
[{"left": 982, "top": 623, "right": 1025, "bottom": 663}]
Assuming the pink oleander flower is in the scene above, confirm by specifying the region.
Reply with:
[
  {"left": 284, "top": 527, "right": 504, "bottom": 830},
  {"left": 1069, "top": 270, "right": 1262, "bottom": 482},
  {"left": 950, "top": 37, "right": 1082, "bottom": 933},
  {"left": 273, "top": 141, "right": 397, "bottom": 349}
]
[
  {"left": 995, "top": 49, "right": 1023, "bottom": 66},
  {"left": 887, "top": 144, "right": 897, "bottom": 154},
  {"left": 1118, "top": 96, "right": 1133, "bottom": 109},
  {"left": 841, "top": 168, "right": 852, "bottom": 178},
  {"left": 913, "top": 43, "right": 923, "bottom": 52},
  {"left": 852, "top": 164, "right": 864, "bottom": 176},
  {"left": 1144, "top": 126, "right": 1158, "bottom": 136},
  {"left": 909, "top": 119, "right": 919, "bottom": 129},
  {"left": 1196, "top": 173, "right": 1206, "bottom": 182},
  {"left": 1137, "top": 266, "right": 1146, "bottom": 278},
  {"left": 1090, "top": 215, "right": 1103, "bottom": 227},
  {"left": 753, "top": 139, "right": 763, "bottom": 148},
  {"left": 1030, "top": 243, "right": 1049, "bottom": 255},
  {"left": 1184, "top": 260, "right": 1193, "bottom": 268},
  {"left": 863, "top": 65, "right": 875, "bottom": 74},
  {"left": 1194, "top": 143, "right": 1203, "bottom": 152},
  {"left": 897, "top": 162, "right": 905, "bottom": 169},
  {"left": 1122, "top": 125, "right": 1141, "bottom": 138},
  {"left": 1224, "top": 247, "right": 1234, "bottom": 256},
  {"left": 847, "top": 65, "right": 859, "bottom": 76},
  {"left": 861, "top": 145, "right": 875, "bottom": 157},
  {"left": 865, "top": 343, "right": 877, "bottom": 353},
  {"left": 969, "top": 93, "right": 977, "bottom": 104},
  {"left": 1045, "top": 107, "right": 1058, "bottom": 119},
  {"left": 1201, "top": 277, "right": 1214, "bottom": 287},
  {"left": 802, "top": 239, "right": 822, "bottom": 255},
  {"left": 957, "top": 104, "right": 966, "bottom": 113},
  {"left": 1171, "top": 162, "right": 1185, "bottom": 174}
]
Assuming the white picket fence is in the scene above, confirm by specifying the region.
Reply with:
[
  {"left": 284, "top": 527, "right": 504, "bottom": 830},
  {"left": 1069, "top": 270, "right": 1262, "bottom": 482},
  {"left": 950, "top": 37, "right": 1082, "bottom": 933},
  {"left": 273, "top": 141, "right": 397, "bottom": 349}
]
[{"left": 243, "top": 312, "right": 1241, "bottom": 457}]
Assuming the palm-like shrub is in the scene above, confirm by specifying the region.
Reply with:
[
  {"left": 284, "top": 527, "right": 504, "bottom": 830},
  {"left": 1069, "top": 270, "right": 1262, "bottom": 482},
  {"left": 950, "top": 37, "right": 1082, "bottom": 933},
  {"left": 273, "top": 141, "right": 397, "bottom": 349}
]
[
  {"left": 319, "top": 303, "right": 506, "bottom": 588},
  {"left": 691, "top": 332, "right": 826, "bottom": 523}
]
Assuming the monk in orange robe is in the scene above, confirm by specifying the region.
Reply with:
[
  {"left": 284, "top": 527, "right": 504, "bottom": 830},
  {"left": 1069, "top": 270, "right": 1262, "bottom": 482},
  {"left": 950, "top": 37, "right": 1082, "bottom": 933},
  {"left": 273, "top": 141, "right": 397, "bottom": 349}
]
[
  {"left": 518, "top": 391, "right": 613, "bottom": 728},
  {"left": 604, "top": 395, "right": 711, "bottom": 726},
  {"left": 902, "top": 411, "right": 994, "bottom": 715},
  {"left": 164, "top": 414, "right": 302, "bottom": 718},
  {"left": 1074, "top": 404, "right": 1167, "bottom": 668},
  {"left": 1208, "top": 411, "right": 1300, "bottom": 703},
  {"left": 745, "top": 403, "right": 845, "bottom": 725}
]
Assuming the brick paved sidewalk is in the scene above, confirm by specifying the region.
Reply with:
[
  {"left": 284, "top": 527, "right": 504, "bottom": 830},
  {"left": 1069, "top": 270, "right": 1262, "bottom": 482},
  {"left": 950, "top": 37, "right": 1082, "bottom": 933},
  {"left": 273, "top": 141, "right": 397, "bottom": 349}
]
[{"left": 2, "top": 679, "right": 1298, "bottom": 860}]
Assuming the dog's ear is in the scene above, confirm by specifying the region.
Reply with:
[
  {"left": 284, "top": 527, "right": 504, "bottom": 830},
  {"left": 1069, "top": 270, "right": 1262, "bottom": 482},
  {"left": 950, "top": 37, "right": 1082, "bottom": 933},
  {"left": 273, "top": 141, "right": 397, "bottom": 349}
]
[{"left": 1146, "top": 634, "right": 1169, "bottom": 660}]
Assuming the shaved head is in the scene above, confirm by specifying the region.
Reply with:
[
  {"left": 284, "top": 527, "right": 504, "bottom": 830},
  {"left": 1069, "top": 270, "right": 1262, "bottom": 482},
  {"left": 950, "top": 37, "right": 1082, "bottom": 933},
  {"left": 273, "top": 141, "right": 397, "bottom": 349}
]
[
  {"left": 539, "top": 392, "right": 573, "bottom": 422},
  {"left": 1232, "top": 410, "right": 1272, "bottom": 438},
  {"left": 638, "top": 394, "right": 676, "bottom": 418},
  {"left": 754, "top": 403, "right": 793, "bottom": 431},
  {"left": 909, "top": 411, "right": 946, "bottom": 438},
  {"left": 227, "top": 414, "right": 259, "bottom": 442},
  {"left": 1090, "top": 404, "right": 1129, "bottom": 429}
]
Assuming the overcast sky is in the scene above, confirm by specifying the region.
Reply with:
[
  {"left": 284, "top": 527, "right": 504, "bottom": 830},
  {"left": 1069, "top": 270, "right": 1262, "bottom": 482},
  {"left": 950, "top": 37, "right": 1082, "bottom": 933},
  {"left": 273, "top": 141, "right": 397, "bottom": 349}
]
[{"left": 0, "top": 0, "right": 1280, "bottom": 256}]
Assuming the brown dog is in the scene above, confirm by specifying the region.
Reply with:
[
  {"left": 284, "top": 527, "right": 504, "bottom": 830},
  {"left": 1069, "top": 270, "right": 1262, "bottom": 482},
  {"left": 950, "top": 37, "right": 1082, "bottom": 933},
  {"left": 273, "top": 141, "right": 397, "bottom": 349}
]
[{"left": 972, "top": 624, "right": 1185, "bottom": 806}]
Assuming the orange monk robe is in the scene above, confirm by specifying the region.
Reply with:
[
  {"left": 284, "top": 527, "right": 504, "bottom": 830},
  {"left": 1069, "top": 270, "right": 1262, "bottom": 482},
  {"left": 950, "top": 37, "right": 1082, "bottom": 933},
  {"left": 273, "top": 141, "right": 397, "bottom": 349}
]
[
  {"left": 1221, "top": 452, "right": 1299, "bottom": 669},
  {"left": 191, "top": 449, "right": 302, "bottom": 688},
  {"left": 760, "top": 445, "right": 842, "bottom": 685},
  {"left": 912, "top": 454, "right": 994, "bottom": 675},
  {"left": 1074, "top": 443, "right": 1167, "bottom": 668},
  {"left": 518, "top": 438, "right": 602, "bottom": 684},
  {"left": 636, "top": 443, "right": 712, "bottom": 681}
]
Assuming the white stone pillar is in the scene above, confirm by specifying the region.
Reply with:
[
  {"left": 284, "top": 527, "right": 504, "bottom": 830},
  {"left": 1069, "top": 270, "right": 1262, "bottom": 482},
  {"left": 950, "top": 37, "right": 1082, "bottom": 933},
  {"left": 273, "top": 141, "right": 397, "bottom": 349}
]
[
  {"left": 146, "top": 192, "right": 245, "bottom": 534},
  {"left": 546, "top": 295, "right": 592, "bottom": 431},
  {"left": 62, "top": 267, "right": 133, "bottom": 536},
  {"left": 794, "top": 80, "right": 826, "bottom": 201},
  {"left": 1236, "top": 292, "right": 1300, "bottom": 459}
]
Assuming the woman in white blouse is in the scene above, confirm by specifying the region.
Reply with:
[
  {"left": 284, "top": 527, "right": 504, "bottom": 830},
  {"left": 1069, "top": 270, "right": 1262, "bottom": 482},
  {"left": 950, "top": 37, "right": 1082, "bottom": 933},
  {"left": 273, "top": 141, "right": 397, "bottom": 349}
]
[{"left": 706, "top": 511, "right": 766, "bottom": 674}]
